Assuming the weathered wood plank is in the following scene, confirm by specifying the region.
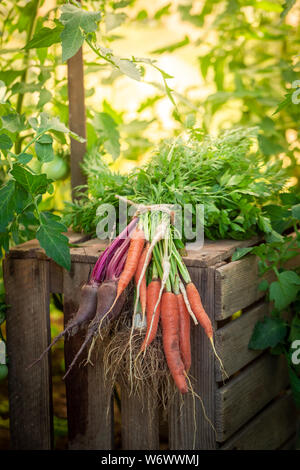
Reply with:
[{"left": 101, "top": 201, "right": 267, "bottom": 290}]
[
  {"left": 63, "top": 262, "right": 113, "bottom": 449},
  {"left": 216, "top": 354, "right": 290, "bottom": 442},
  {"left": 215, "top": 302, "right": 270, "bottom": 380},
  {"left": 8, "top": 232, "right": 90, "bottom": 259},
  {"left": 279, "top": 435, "right": 297, "bottom": 450},
  {"left": 49, "top": 260, "right": 63, "bottom": 294},
  {"left": 215, "top": 253, "right": 300, "bottom": 320},
  {"left": 183, "top": 236, "right": 260, "bottom": 268},
  {"left": 64, "top": 236, "right": 259, "bottom": 267},
  {"left": 3, "top": 257, "right": 53, "bottom": 449},
  {"left": 221, "top": 392, "right": 297, "bottom": 450},
  {"left": 120, "top": 385, "right": 159, "bottom": 450},
  {"left": 67, "top": 46, "right": 87, "bottom": 195},
  {"left": 168, "top": 267, "right": 216, "bottom": 450}
]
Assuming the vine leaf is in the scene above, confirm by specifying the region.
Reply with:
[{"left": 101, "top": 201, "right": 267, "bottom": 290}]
[
  {"left": 35, "top": 134, "right": 54, "bottom": 163},
  {"left": 249, "top": 316, "right": 287, "bottom": 350},
  {"left": 94, "top": 112, "right": 120, "bottom": 160},
  {"left": 0, "top": 134, "right": 13, "bottom": 150},
  {"left": 25, "top": 25, "right": 64, "bottom": 49},
  {"left": 36, "top": 212, "right": 71, "bottom": 271},
  {"left": 60, "top": 3, "right": 101, "bottom": 62},
  {"left": 231, "top": 246, "right": 253, "bottom": 261},
  {"left": 269, "top": 271, "right": 300, "bottom": 311},
  {"left": 11, "top": 164, "right": 51, "bottom": 195}
]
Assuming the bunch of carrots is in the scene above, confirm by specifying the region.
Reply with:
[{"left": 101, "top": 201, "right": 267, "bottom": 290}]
[{"left": 31, "top": 200, "right": 222, "bottom": 393}]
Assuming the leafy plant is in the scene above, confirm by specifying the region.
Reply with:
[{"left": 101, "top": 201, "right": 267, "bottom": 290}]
[{"left": 233, "top": 198, "right": 300, "bottom": 407}]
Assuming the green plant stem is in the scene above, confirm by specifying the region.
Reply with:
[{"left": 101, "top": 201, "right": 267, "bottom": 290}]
[
  {"left": 20, "top": 129, "right": 45, "bottom": 155},
  {"left": 15, "top": 0, "right": 40, "bottom": 154}
]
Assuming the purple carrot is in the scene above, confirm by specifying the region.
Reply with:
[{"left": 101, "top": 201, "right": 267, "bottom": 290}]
[
  {"left": 91, "top": 217, "right": 137, "bottom": 282},
  {"left": 105, "top": 236, "right": 131, "bottom": 281},
  {"left": 63, "top": 279, "right": 126, "bottom": 379},
  {"left": 28, "top": 280, "right": 100, "bottom": 369}
]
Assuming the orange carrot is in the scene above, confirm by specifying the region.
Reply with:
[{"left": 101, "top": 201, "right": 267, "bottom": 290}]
[
  {"left": 141, "top": 279, "right": 161, "bottom": 351},
  {"left": 186, "top": 282, "right": 213, "bottom": 340},
  {"left": 161, "top": 291, "right": 188, "bottom": 394},
  {"left": 177, "top": 293, "right": 191, "bottom": 372},
  {"left": 134, "top": 242, "right": 151, "bottom": 316},
  {"left": 117, "top": 226, "right": 145, "bottom": 298}
]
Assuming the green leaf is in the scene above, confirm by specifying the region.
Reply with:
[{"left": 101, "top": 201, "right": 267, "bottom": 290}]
[
  {"left": 16, "top": 153, "right": 33, "bottom": 165},
  {"left": 95, "top": 112, "right": 120, "bottom": 160},
  {"left": 11, "top": 82, "right": 42, "bottom": 95},
  {"left": 105, "top": 13, "right": 127, "bottom": 32},
  {"left": 111, "top": 57, "right": 141, "bottom": 81},
  {"left": 258, "top": 279, "right": 269, "bottom": 291},
  {"left": 36, "top": 212, "right": 70, "bottom": 271},
  {"left": 292, "top": 204, "right": 300, "bottom": 220},
  {"left": 154, "top": 3, "right": 171, "bottom": 19},
  {"left": 270, "top": 271, "right": 300, "bottom": 311},
  {"left": 0, "top": 134, "right": 13, "bottom": 150},
  {"left": 1, "top": 114, "right": 26, "bottom": 133},
  {"left": 11, "top": 164, "right": 51, "bottom": 195},
  {"left": 150, "top": 36, "right": 190, "bottom": 55},
  {"left": 258, "top": 215, "right": 272, "bottom": 234},
  {"left": 0, "top": 181, "right": 16, "bottom": 231},
  {"left": 25, "top": 25, "right": 64, "bottom": 49},
  {"left": 60, "top": 3, "right": 101, "bottom": 62},
  {"left": 258, "top": 135, "right": 283, "bottom": 156},
  {"left": 249, "top": 316, "right": 287, "bottom": 350},
  {"left": 232, "top": 246, "right": 253, "bottom": 261},
  {"left": 35, "top": 134, "right": 54, "bottom": 163},
  {"left": 38, "top": 113, "right": 85, "bottom": 142},
  {"left": 289, "top": 315, "right": 300, "bottom": 343},
  {"left": 38, "top": 89, "right": 52, "bottom": 108}
]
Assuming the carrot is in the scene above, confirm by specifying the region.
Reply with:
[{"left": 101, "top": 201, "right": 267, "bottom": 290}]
[
  {"left": 134, "top": 242, "right": 151, "bottom": 316},
  {"left": 186, "top": 282, "right": 228, "bottom": 380},
  {"left": 117, "top": 226, "right": 145, "bottom": 299},
  {"left": 160, "top": 291, "right": 188, "bottom": 394},
  {"left": 140, "top": 279, "right": 161, "bottom": 351},
  {"left": 177, "top": 293, "right": 191, "bottom": 372},
  {"left": 186, "top": 282, "right": 213, "bottom": 340},
  {"left": 28, "top": 281, "right": 99, "bottom": 368},
  {"left": 63, "top": 280, "right": 125, "bottom": 380}
]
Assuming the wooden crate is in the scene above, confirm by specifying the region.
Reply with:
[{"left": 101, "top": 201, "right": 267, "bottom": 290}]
[{"left": 3, "top": 233, "right": 299, "bottom": 450}]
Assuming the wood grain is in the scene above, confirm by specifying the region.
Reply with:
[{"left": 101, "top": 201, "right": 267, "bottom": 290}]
[
  {"left": 221, "top": 392, "right": 297, "bottom": 450},
  {"left": 3, "top": 257, "right": 53, "bottom": 449},
  {"left": 168, "top": 267, "right": 216, "bottom": 450},
  {"left": 215, "top": 302, "right": 270, "bottom": 380},
  {"left": 67, "top": 47, "right": 87, "bottom": 196},
  {"left": 63, "top": 262, "right": 113, "bottom": 449},
  {"left": 215, "top": 253, "right": 300, "bottom": 320},
  {"left": 215, "top": 353, "right": 290, "bottom": 442},
  {"left": 120, "top": 385, "right": 159, "bottom": 450}
]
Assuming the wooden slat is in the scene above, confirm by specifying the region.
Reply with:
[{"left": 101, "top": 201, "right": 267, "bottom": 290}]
[
  {"left": 215, "top": 354, "right": 290, "bottom": 442},
  {"left": 215, "top": 302, "right": 270, "bottom": 380},
  {"left": 215, "top": 253, "right": 300, "bottom": 320},
  {"left": 63, "top": 262, "right": 113, "bottom": 449},
  {"left": 65, "top": 237, "right": 259, "bottom": 268},
  {"left": 183, "top": 236, "right": 260, "bottom": 268},
  {"left": 221, "top": 392, "right": 297, "bottom": 450},
  {"left": 120, "top": 385, "right": 159, "bottom": 450},
  {"left": 279, "top": 435, "right": 297, "bottom": 450},
  {"left": 49, "top": 260, "right": 63, "bottom": 294},
  {"left": 67, "top": 46, "right": 87, "bottom": 195},
  {"left": 3, "top": 257, "right": 53, "bottom": 449},
  {"left": 8, "top": 232, "right": 90, "bottom": 260},
  {"left": 168, "top": 267, "right": 216, "bottom": 450}
]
